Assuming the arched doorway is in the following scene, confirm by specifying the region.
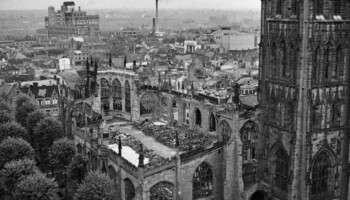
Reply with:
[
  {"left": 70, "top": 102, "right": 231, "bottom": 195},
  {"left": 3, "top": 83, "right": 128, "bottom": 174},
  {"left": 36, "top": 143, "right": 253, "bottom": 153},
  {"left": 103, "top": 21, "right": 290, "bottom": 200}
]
[{"left": 250, "top": 191, "right": 267, "bottom": 200}]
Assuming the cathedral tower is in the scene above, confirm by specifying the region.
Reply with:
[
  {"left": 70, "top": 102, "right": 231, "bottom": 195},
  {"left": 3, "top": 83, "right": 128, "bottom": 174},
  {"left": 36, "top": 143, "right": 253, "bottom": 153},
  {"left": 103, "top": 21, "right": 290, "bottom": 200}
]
[{"left": 259, "top": 0, "right": 350, "bottom": 200}]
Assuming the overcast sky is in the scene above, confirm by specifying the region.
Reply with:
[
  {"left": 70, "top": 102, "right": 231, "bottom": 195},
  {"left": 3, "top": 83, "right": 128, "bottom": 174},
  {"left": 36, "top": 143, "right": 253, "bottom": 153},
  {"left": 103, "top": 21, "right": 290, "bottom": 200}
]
[{"left": 0, "top": 0, "right": 260, "bottom": 10}]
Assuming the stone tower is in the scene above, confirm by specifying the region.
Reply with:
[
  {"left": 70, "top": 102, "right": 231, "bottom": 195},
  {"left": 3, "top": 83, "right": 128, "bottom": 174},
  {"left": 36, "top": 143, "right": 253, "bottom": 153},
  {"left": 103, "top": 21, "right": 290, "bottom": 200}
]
[{"left": 259, "top": 1, "right": 350, "bottom": 200}]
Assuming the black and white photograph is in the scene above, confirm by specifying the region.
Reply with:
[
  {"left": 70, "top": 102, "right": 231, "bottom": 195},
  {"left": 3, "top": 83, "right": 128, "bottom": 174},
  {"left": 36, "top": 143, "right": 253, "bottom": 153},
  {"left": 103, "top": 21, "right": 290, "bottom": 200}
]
[{"left": 0, "top": 0, "right": 349, "bottom": 200}]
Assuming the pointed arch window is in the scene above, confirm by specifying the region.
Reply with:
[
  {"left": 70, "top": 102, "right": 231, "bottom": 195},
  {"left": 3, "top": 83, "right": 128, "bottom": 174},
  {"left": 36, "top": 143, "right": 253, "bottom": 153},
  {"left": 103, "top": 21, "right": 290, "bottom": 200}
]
[
  {"left": 291, "top": 0, "right": 297, "bottom": 15},
  {"left": 150, "top": 182, "right": 174, "bottom": 200},
  {"left": 209, "top": 113, "right": 216, "bottom": 132},
  {"left": 324, "top": 47, "right": 330, "bottom": 80},
  {"left": 331, "top": 103, "right": 341, "bottom": 128},
  {"left": 288, "top": 44, "right": 297, "bottom": 80},
  {"left": 112, "top": 79, "right": 122, "bottom": 111},
  {"left": 100, "top": 78, "right": 110, "bottom": 99},
  {"left": 312, "top": 47, "right": 320, "bottom": 83},
  {"left": 335, "top": 46, "right": 344, "bottom": 80},
  {"left": 314, "top": 0, "right": 324, "bottom": 15},
  {"left": 281, "top": 42, "right": 287, "bottom": 77},
  {"left": 195, "top": 108, "right": 202, "bottom": 126},
  {"left": 311, "top": 152, "right": 332, "bottom": 195},
  {"left": 312, "top": 104, "right": 323, "bottom": 130},
  {"left": 240, "top": 121, "right": 259, "bottom": 162},
  {"left": 124, "top": 178, "right": 135, "bottom": 200},
  {"left": 276, "top": 0, "right": 283, "bottom": 15},
  {"left": 140, "top": 93, "right": 155, "bottom": 115},
  {"left": 125, "top": 80, "right": 131, "bottom": 113},
  {"left": 271, "top": 43, "right": 277, "bottom": 77},
  {"left": 334, "top": 0, "right": 341, "bottom": 15},
  {"left": 274, "top": 148, "right": 289, "bottom": 191},
  {"left": 193, "top": 162, "right": 213, "bottom": 199},
  {"left": 219, "top": 121, "right": 232, "bottom": 142}
]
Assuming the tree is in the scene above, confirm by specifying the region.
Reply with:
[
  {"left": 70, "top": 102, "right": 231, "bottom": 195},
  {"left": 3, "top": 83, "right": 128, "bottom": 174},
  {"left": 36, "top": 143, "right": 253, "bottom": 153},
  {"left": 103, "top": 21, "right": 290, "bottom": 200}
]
[
  {"left": 68, "top": 154, "right": 89, "bottom": 184},
  {"left": 0, "top": 110, "right": 13, "bottom": 125},
  {"left": 15, "top": 94, "right": 32, "bottom": 108},
  {"left": 15, "top": 101, "right": 37, "bottom": 127},
  {"left": 74, "top": 171, "right": 114, "bottom": 200},
  {"left": 33, "top": 117, "right": 64, "bottom": 170},
  {"left": 0, "top": 137, "right": 35, "bottom": 168},
  {"left": 14, "top": 172, "right": 58, "bottom": 200},
  {"left": 0, "top": 100, "right": 11, "bottom": 112},
  {"left": 0, "top": 159, "right": 37, "bottom": 198},
  {"left": 49, "top": 138, "right": 76, "bottom": 172},
  {"left": 0, "top": 122, "right": 28, "bottom": 142},
  {"left": 25, "top": 110, "right": 45, "bottom": 144}
]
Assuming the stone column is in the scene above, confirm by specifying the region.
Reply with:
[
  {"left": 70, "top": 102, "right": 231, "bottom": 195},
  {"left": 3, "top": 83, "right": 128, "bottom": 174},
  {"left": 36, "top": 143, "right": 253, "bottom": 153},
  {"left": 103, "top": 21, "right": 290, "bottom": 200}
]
[
  {"left": 168, "top": 97, "right": 174, "bottom": 125},
  {"left": 122, "top": 79, "right": 126, "bottom": 113},
  {"left": 224, "top": 115, "right": 244, "bottom": 200},
  {"left": 131, "top": 81, "right": 140, "bottom": 122},
  {"left": 178, "top": 101, "right": 185, "bottom": 125}
]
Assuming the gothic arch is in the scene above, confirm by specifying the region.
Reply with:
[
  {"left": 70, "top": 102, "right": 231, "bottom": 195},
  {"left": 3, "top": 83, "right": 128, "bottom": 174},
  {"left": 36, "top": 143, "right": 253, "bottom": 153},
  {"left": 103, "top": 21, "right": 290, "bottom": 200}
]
[
  {"left": 312, "top": 46, "right": 321, "bottom": 82},
  {"left": 240, "top": 120, "right": 259, "bottom": 162},
  {"left": 218, "top": 120, "right": 232, "bottom": 142},
  {"left": 124, "top": 178, "right": 135, "bottom": 200},
  {"left": 112, "top": 79, "right": 122, "bottom": 111},
  {"left": 335, "top": 45, "right": 344, "bottom": 80},
  {"left": 150, "top": 181, "right": 174, "bottom": 200},
  {"left": 192, "top": 162, "right": 213, "bottom": 199},
  {"left": 250, "top": 190, "right": 267, "bottom": 200},
  {"left": 100, "top": 78, "right": 110, "bottom": 98},
  {"left": 100, "top": 78, "right": 110, "bottom": 113},
  {"left": 310, "top": 148, "right": 336, "bottom": 199},
  {"left": 125, "top": 80, "right": 131, "bottom": 113},
  {"left": 209, "top": 113, "right": 216, "bottom": 132},
  {"left": 288, "top": 42, "right": 298, "bottom": 79},
  {"left": 108, "top": 165, "right": 117, "bottom": 181},
  {"left": 275, "top": 0, "right": 283, "bottom": 15},
  {"left": 269, "top": 142, "right": 289, "bottom": 191},
  {"left": 334, "top": 0, "right": 342, "bottom": 15},
  {"left": 140, "top": 93, "right": 157, "bottom": 115},
  {"left": 195, "top": 108, "right": 202, "bottom": 126},
  {"left": 314, "top": 0, "right": 324, "bottom": 15}
]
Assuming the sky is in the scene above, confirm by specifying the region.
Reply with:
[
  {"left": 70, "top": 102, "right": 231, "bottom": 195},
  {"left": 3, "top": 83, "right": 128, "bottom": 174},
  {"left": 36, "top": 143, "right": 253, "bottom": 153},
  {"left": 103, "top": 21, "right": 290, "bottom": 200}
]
[{"left": 0, "top": 0, "right": 260, "bottom": 10}]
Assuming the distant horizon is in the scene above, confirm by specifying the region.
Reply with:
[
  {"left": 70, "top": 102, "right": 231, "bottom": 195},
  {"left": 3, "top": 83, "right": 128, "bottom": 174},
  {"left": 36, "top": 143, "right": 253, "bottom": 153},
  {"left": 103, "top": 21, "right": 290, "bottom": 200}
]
[
  {"left": 0, "top": 8, "right": 260, "bottom": 11},
  {"left": 0, "top": 0, "right": 260, "bottom": 11}
]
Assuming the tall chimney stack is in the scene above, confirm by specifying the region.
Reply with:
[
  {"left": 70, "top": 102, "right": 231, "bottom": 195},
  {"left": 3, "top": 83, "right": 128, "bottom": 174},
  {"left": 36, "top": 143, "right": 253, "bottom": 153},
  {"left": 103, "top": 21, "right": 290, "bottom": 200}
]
[{"left": 155, "top": 0, "right": 159, "bottom": 32}]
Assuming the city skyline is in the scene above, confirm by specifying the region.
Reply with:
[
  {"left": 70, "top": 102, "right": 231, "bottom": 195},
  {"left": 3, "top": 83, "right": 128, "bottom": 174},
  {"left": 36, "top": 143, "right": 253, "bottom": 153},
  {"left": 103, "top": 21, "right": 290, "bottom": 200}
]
[{"left": 0, "top": 0, "right": 260, "bottom": 10}]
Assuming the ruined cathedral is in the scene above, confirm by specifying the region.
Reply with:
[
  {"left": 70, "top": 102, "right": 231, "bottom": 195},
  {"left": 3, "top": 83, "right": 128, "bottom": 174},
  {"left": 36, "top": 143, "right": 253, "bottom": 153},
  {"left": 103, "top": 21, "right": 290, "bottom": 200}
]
[{"left": 56, "top": 1, "right": 350, "bottom": 200}]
